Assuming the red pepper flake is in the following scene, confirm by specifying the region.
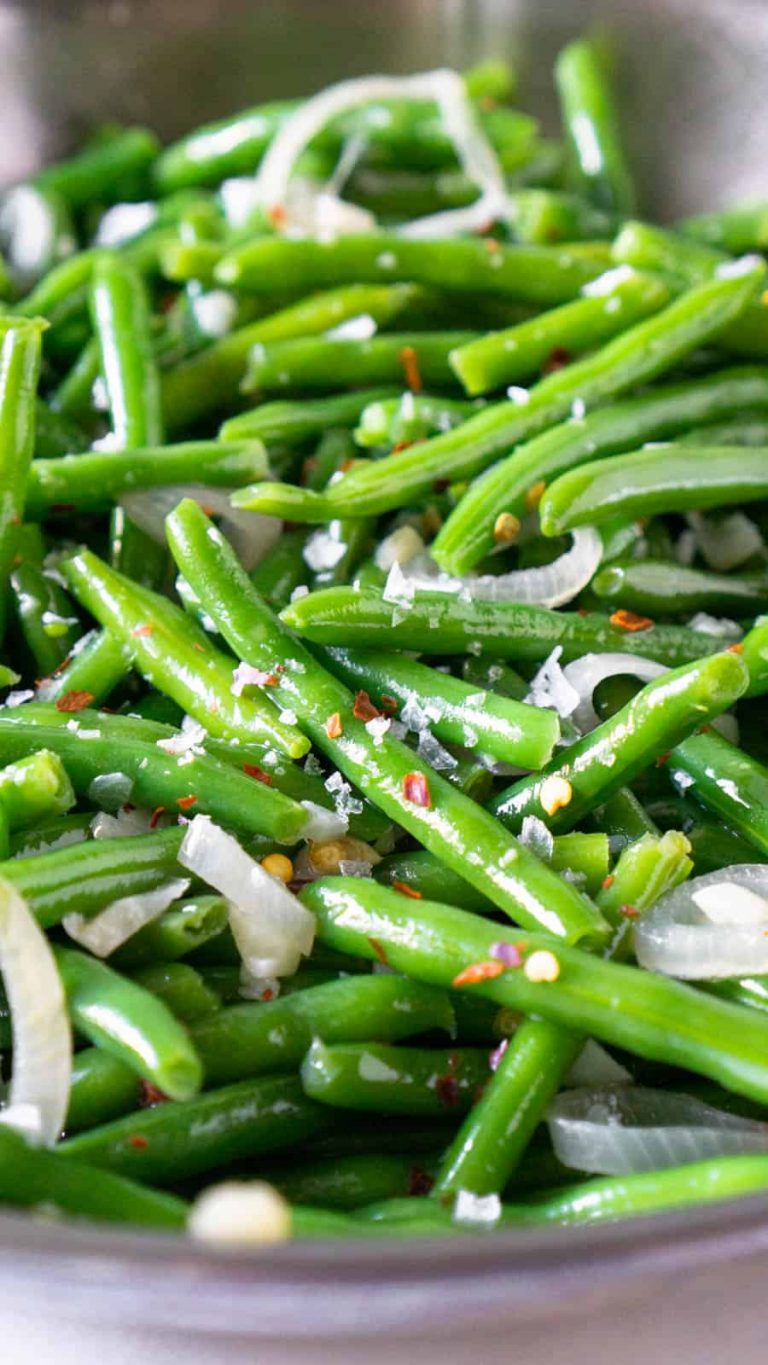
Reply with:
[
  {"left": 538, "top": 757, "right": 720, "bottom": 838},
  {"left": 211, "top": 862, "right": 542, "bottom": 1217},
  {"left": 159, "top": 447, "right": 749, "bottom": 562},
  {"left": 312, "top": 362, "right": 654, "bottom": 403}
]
[
  {"left": 655, "top": 751, "right": 671, "bottom": 767},
  {"left": 610, "top": 608, "right": 654, "bottom": 633},
  {"left": 201, "top": 504, "right": 215, "bottom": 518},
  {"left": 433, "top": 478, "right": 450, "bottom": 493},
  {"left": 407, "top": 1165, "right": 435, "bottom": 1197},
  {"left": 452, "top": 960, "right": 505, "bottom": 988},
  {"left": 479, "top": 95, "right": 497, "bottom": 111},
  {"left": 483, "top": 236, "right": 501, "bottom": 254},
  {"left": 138, "top": 1081, "right": 169, "bottom": 1108},
  {"left": 267, "top": 204, "right": 287, "bottom": 228},
  {"left": 325, "top": 711, "right": 343, "bottom": 740},
  {"left": 367, "top": 936, "right": 389, "bottom": 967},
  {"left": 727, "top": 642, "right": 744, "bottom": 653},
  {"left": 131, "top": 623, "right": 154, "bottom": 638},
  {"left": 301, "top": 456, "right": 318, "bottom": 484},
  {"left": 352, "top": 689, "right": 381, "bottom": 723},
  {"left": 149, "top": 805, "right": 166, "bottom": 829},
  {"left": 380, "top": 695, "right": 399, "bottom": 712},
  {"left": 391, "top": 440, "right": 412, "bottom": 454},
  {"left": 123, "top": 803, "right": 136, "bottom": 813},
  {"left": 55, "top": 690, "right": 94, "bottom": 713},
  {"left": 192, "top": 642, "right": 206, "bottom": 653},
  {"left": 620, "top": 903, "right": 639, "bottom": 919},
  {"left": 542, "top": 346, "right": 572, "bottom": 374},
  {"left": 400, "top": 345, "right": 422, "bottom": 393},
  {"left": 243, "top": 763, "right": 273, "bottom": 786},
  {"left": 51, "top": 503, "right": 75, "bottom": 514},
  {"left": 177, "top": 794, "right": 198, "bottom": 811},
  {"left": 129, "top": 1134, "right": 148, "bottom": 1150},
  {"left": 601, "top": 874, "right": 615, "bottom": 891},
  {"left": 392, "top": 880, "right": 423, "bottom": 900},
  {"left": 339, "top": 457, "right": 356, "bottom": 472},
  {"left": 436, "top": 1074, "right": 461, "bottom": 1108},
  {"left": 402, "top": 771, "right": 431, "bottom": 808},
  {"left": 577, "top": 607, "right": 590, "bottom": 618}
]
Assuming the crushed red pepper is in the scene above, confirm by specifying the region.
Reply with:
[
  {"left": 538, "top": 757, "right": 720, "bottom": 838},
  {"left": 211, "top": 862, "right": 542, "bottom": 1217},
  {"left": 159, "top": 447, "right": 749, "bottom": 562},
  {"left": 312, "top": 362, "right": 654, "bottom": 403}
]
[
  {"left": 610, "top": 608, "right": 654, "bottom": 632},
  {"left": 402, "top": 772, "right": 431, "bottom": 808},
  {"left": 352, "top": 690, "right": 381, "bottom": 722},
  {"left": 325, "top": 711, "right": 343, "bottom": 739},
  {"left": 392, "top": 880, "right": 423, "bottom": 900},
  {"left": 55, "top": 690, "right": 95, "bottom": 713},
  {"left": 176, "top": 794, "right": 198, "bottom": 811},
  {"left": 452, "top": 960, "right": 505, "bottom": 988},
  {"left": 131, "top": 623, "right": 154, "bottom": 638},
  {"left": 243, "top": 763, "right": 273, "bottom": 785},
  {"left": 400, "top": 345, "right": 422, "bottom": 393},
  {"left": 149, "top": 806, "right": 166, "bottom": 829}
]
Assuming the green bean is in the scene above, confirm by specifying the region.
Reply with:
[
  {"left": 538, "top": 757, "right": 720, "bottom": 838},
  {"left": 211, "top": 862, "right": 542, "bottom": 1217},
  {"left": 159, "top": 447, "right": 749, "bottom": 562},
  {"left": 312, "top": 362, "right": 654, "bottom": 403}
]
[
  {"left": 111, "top": 894, "right": 229, "bottom": 969},
  {"left": 301, "top": 1039, "right": 491, "bottom": 1116},
  {"left": 166, "top": 501, "right": 610, "bottom": 946},
  {"left": 220, "top": 387, "right": 398, "bottom": 447},
  {"left": 741, "top": 617, "right": 768, "bottom": 698},
  {"left": 249, "top": 528, "right": 309, "bottom": 608},
  {"left": 354, "top": 393, "right": 478, "bottom": 448},
  {"left": 0, "top": 707, "right": 308, "bottom": 843},
  {"left": 0, "top": 1125, "right": 186, "bottom": 1228},
  {"left": 243, "top": 331, "right": 476, "bottom": 397},
  {"left": 280, "top": 585, "right": 740, "bottom": 667},
  {"left": 322, "top": 645, "right": 560, "bottom": 769},
  {"left": 555, "top": 38, "right": 636, "bottom": 215},
  {"left": 162, "top": 286, "right": 416, "bottom": 433},
  {"left": 34, "top": 397, "right": 89, "bottom": 456},
  {"left": 35, "top": 127, "right": 159, "bottom": 208},
  {"left": 216, "top": 235, "right": 606, "bottom": 302},
  {"left": 433, "top": 364, "right": 768, "bottom": 574},
  {"left": 510, "top": 188, "right": 616, "bottom": 244},
  {"left": 596, "top": 828, "right": 692, "bottom": 932},
  {"left": 0, "top": 322, "right": 44, "bottom": 643},
  {"left": 25, "top": 439, "right": 267, "bottom": 519},
  {"left": 679, "top": 415, "right": 768, "bottom": 446},
  {"left": 60, "top": 1075, "right": 339, "bottom": 1184},
  {"left": 670, "top": 729, "right": 768, "bottom": 856},
  {"left": 35, "top": 628, "right": 131, "bottom": 705},
  {"left": 645, "top": 795, "right": 764, "bottom": 875},
  {"left": 193, "top": 974, "right": 455, "bottom": 1089},
  {"left": 593, "top": 557, "right": 768, "bottom": 616},
  {"left": 490, "top": 651, "right": 748, "bottom": 833},
  {"left": 62, "top": 548, "right": 309, "bottom": 759},
  {"left": 267, "top": 1152, "right": 437, "bottom": 1210},
  {"left": 702, "top": 975, "right": 768, "bottom": 1017},
  {"left": 589, "top": 787, "right": 660, "bottom": 845},
  {"left": 0, "top": 749, "right": 75, "bottom": 829},
  {"left": 10, "top": 562, "right": 80, "bottom": 675},
  {"left": 66, "top": 1047, "right": 144, "bottom": 1134},
  {"left": 132, "top": 961, "right": 222, "bottom": 1024},
  {"left": 450, "top": 271, "right": 668, "bottom": 395},
  {"left": 50, "top": 335, "right": 101, "bottom": 420},
  {"left": 303, "top": 876, "right": 768, "bottom": 1105},
  {"left": 234, "top": 272, "right": 762, "bottom": 524},
  {"left": 461, "top": 655, "right": 529, "bottom": 700},
  {"left": 0, "top": 827, "right": 182, "bottom": 927},
  {"left": 679, "top": 202, "right": 768, "bottom": 253},
  {"left": 541, "top": 443, "right": 768, "bottom": 535},
  {"left": 55, "top": 945, "right": 203, "bottom": 1101}
]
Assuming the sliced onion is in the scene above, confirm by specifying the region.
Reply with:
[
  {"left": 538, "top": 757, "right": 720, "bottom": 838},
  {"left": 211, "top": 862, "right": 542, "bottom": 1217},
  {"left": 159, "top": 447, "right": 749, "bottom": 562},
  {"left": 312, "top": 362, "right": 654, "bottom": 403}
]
[
  {"left": 561, "top": 653, "right": 667, "bottom": 733},
  {"left": 62, "top": 878, "right": 190, "bottom": 957},
  {"left": 0, "top": 879, "right": 71, "bottom": 1146},
  {"left": 563, "top": 1041, "right": 632, "bottom": 1089},
  {"left": 255, "top": 70, "right": 507, "bottom": 238},
  {"left": 119, "top": 486, "right": 281, "bottom": 572},
  {"left": 91, "top": 806, "right": 156, "bottom": 839},
  {"left": 301, "top": 800, "right": 349, "bottom": 840},
  {"left": 374, "top": 525, "right": 425, "bottom": 572},
  {"left": 548, "top": 1084, "right": 768, "bottom": 1176},
  {"left": 179, "top": 815, "right": 315, "bottom": 977},
  {"left": 687, "top": 510, "right": 764, "bottom": 572},
  {"left": 396, "top": 528, "right": 602, "bottom": 609},
  {"left": 524, "top": 646, "right": 580, "bottom": 720},
  {"left": 634, "top": 864, "right": 768, "bottom": 978},
  {"left": 86, "top": 770, "right": 135, "bottom": 810}
]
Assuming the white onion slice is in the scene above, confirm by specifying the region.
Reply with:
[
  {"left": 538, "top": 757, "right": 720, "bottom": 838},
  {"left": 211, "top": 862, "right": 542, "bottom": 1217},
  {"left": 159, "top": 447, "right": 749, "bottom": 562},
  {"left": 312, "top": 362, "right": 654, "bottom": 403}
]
[
  {"left": 255, "top": 69, "right": 508, "bottom": 239},
  {"left": 62, "top": 878, "right": 190, "bottom": 957},
  {"left": 91, "top": 806, "right": 156, "bottom": 839},
  {"left": 119, "top": 485, "right": 281, "bottom": 572},
  {"left": 563, "top": 1041, "right": 632, "bottom": 1089},
  {"left": 395, "top": 528, "right": 602, "bottom": 610},
  {"left": 548, "top": 1084, "right": 768, "bottom": 1175},
  {"left": 179, "top": 815, "right": 315, "bottom": 977},
  {"left": 634, "top": 864, "right": 768, "bottom": 978},
  {"left": 561, "top": 653, "right": 667, "bottom": 733},
  {"left": 0, "top": 880, "right": 71, "bottom": 1146}
]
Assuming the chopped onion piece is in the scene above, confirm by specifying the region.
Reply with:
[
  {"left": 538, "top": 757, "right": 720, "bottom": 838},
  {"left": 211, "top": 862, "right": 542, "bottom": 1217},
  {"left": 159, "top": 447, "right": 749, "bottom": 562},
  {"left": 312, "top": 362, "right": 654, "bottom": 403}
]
[
  {"left": 398, "top": 528, "right": 602, "bottom": 609},
  {"left": 62, "top": 878, "right": 190, "bottom": 957},
  {"left": 524, "top": 647, "right": 580, "bottom": 719},
  {"left": 563, "top": 1040, "right": 632, "bottom": 1089},
  {"left": 0, "top": 880, "right": 71, "bottom": 1146},
  {"left": 374, "top": 525, "right": 425, "bottom": 571},
  {"left": 255, "top": 69, "right": 508, "bottom": 239},
  {"left": 86, "top": 770, "right": 135, "bottom": 810},
  {"left": 561, "top": 653, "right": 666, "bottom": 733},
  {"left": 189, "top": 1180, "right": 291, "bottom": 1244},
  {"left": 548, "top": 1084, "right": 768, "bottom": 1175},
  {"left": 91, "top": 806, "right": 155, "bottom": 839},
  {"left": 119, "top": 485, "right": 281, "bottom": 572},
  {"left": 95, "top": 201, "right": 158, "bottom": 247},
  {"left": 687, "top": 510, "right": 764, "bottom": 572},
  {"left": 179, "top": 815, "right": 315, "bottom": 978},
  {"left": 300, "top": 800, "right": 349, "bottom": 840},
  {"left": 634, "top": 864, "right": 768, "bottom": 978}
]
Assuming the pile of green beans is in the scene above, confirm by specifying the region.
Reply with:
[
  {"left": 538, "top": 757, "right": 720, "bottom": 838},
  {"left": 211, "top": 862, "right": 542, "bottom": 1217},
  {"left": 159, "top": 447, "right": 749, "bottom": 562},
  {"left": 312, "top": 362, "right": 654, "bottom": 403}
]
[{"left": 3, "top": 34, "right": 768, "bottom": 1249}]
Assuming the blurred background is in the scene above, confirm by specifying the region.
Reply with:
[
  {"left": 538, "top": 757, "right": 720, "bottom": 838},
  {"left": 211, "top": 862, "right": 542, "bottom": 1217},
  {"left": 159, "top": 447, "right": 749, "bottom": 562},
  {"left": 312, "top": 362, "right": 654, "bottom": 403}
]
[{"left": 0, "top": 0, "right": 766, "bottom": 215}]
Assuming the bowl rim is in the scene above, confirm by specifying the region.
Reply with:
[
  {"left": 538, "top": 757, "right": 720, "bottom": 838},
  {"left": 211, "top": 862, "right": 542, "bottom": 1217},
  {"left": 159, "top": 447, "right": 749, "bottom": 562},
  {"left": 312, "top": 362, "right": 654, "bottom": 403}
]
[{"left": 3, "top": 1186, "right": 768, "bottom": 1338}]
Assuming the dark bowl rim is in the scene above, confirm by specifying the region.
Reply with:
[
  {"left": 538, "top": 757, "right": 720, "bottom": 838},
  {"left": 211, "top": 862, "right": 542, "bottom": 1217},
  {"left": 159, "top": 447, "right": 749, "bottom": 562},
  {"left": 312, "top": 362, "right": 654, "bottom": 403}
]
[{"left": 3, "top": 1185, "right": 768, "bottom": 1338}]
